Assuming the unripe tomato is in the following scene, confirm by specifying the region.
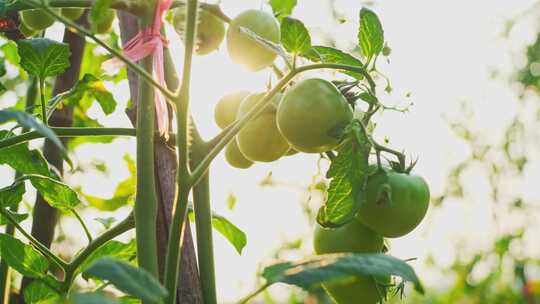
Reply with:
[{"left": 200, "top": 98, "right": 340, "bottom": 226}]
[
  {"left": 314, "top": 220, "right": 387, "bottom": 304},
  {"left": 19, "top": 22, "right": 37, "bottom": 37},
  {"left": 226, "top": 10, "right": 280, "bottom": 71},
  {"left": 20, "top": 9, "right": 58, "bottom": 31},
  {"left": 236, "top": 93, "right": 289, "bottom": 162},
  {"left": 93, "top": 9, "right": 115, "bottom": 34},
  {"left": 173, "top": 9, "right": 226, "bottom": 55},
  {"left": 356, "top": 168, "right": 430, "bottom": 238},
  {"left": 225, "top": 140, "right": 253, "bottom": 169},
  {"left": 214, "top": 91, "right": 250, "bottom": 129},
  {"left": 61, "top": 8, "right": 85, "bottom": 20},
  {"left": 314, "top": 219, "right": 384, "bottom": 254},
  {"left": 277, "top": 79, "right": 353, "bottom": 153}
]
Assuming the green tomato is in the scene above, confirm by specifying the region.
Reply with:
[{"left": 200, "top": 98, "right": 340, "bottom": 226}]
[
  {"left": 94, "top": 9, "right": 115, "bottom": 34},
  {"left": 61, "top": 8, "right": 85, "bottom": 20},
  {"left": 236, "top": 93, "right": 289, "bottom": 162},
  {"left": 214, "top": 91, "right": 250, "bottom": 129},
  {"left": 314, "top": 219, "right": 383, "bottom": 254},
  {"left": 19, "top": 22, "right": 37, "bottom": 37},
  {"left": 314, "top": 220, "right": 387, "bottom": 304},
  {"left": 173, "top": 9, "right": 226, "bottom": 55},
  {"left": 277, "top": 78, "right": 353, "bottom": 153},
  {"left": 20, "top": 9, "right": 58, "bottom": 31},
  {"left": 356, "top": 168, "right": 430, "bottom": 238},
  {"left": 225, "top": 140, "right": 253, "bottom": 169},
  {"left": 226, "top": 9, "right": 280, "bottom": 71}
]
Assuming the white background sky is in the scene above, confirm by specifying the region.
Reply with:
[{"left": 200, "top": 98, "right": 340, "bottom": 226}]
[{"left": 2, "top": 0, "right": 540, "bottom": 302}]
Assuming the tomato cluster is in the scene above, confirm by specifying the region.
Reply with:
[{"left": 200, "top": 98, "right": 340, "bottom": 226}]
[
  {"left": 18, "top": 7, "right": 114, "bottom": 37},
  {"left": 207, "top": 8, "right": 430, "bottom": 303}
]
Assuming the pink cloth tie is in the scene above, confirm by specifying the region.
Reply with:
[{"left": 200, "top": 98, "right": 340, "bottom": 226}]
[{"left": 105, "top": 0, "right": 173, "bottom": 137}]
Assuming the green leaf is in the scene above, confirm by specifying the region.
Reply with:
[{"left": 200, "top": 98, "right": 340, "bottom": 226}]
[
  {"left": 239, "top": 27, "right": 292, "bottom": 67},
  {"left": 262, "top": 253, "right": 424, "bottom": 293},
  {"left": 0, "top": 110, "right": 66, "bottom": 154},
  {"left": 23, "top": 280, "right": 59, "bottom": 304},
  {"left": 303, "top": 46, "right": 364, "bottom": 80},
  {"left": 0, "top": 182, "right": 25, "bottom": 208},
  {"left": 281, "top": 17, "right": 311, "bottom": 55},
  {"left": 0, "top": 233, "right": 49, "bottom": 278},
  {"left": 188, "top": 208, "right": 247, "bottom": 255},
  {"left": 317, "top": 124, "right": 371, "bottom": 228},
  {"left": 16, "top": 38, "right": 71, "bottom": 79},
  {"left": 0, "top": 210, "right": 28, "bottom": 226},
  {"left": 53, "top": 74, "right": 117, "bottom": 115},
  {"left": 0, "top": 131, "right": 52, "bottom": 176},
  {"left": 83, "top": 258, "right": 167, "bottom": 302},
  {"left": 78, "top": 240, "right": 136, "bottom": 276},
  {"left": 71, "top": 292, "right": 119, "bottom": 304},
  {"left": 269, "top": 0, "right": 297, "bottom": 19},
  {"left": 27, "top": 175, "right": 82, "bottom": 212},
  {"left": 358, "top": 8, "right": 384, "bottom": 60}
]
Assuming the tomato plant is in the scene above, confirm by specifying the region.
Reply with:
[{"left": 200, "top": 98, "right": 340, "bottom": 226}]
[{"left": 0, "top": 1, "right": 428, "bottom": 304}]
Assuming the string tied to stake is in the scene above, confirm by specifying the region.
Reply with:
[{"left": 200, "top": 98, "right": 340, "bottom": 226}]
[{"left": 104, "top": 0, "right": 173, "bottom": 138}]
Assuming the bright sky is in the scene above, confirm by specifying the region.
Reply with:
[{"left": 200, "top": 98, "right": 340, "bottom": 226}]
[{"left": 2, "top": 0, "right": 540, "bottom": 302}]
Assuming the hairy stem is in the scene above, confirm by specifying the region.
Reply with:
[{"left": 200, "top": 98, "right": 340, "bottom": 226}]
[
  {"left": 134, "top": 6, "right": 160, "bottom": 287},
  {"left": 164, "top": 0, "right": 198, "bottom": 302}
]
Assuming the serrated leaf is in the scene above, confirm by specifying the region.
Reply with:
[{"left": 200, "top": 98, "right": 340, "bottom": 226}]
[
  {"left": 239, "top": 27, "right": 292, "bottom": 67},
  {"left": 71, "top": 292, "right": 119, "bottom": 304},
  {"left": 0, "top": 110, "right": 66, "bottom": 154},
  {"left": 83, "top": 258, "right": 167, "bottom": 302},
  {"left": 27, "top": 175, "right": 81, "bottom": 212},
  {"left": 303, "top": 46, "right": 364, "bottom": 80},
  {"left": 358, "top": 8, "right": 384, "bottom": 60},
  {"left": 281, "top": 17, "right": 311, "bottom": 55},
  {"left": 78, "top": 240, "right": 136, "bottom": 276},
  {"left": 317, "top": 125, "right": 371, "bottom": 228},
  {"left": 188, "top": 208, "right": 247, "bottom": 255},
  {"left": 0, "top": 182, "right": 25, "bottom": 208},
  {"left": 23, "top": 280, "right": 59, "bottom": 304},
  {"left": 94, "top": 217, "right": 116, "bottom": 229},
  {"left": 0, "top": 233, "right": 49, "bottom": 278},
  {"left": 17, "top": 38, "right": 71, "bottom": 79},
  {"left": 262, "top": 253, "right": 424, "bottom": 293},
  {"left": 269, "top": 0, "right": 297, "bottom": 19}
]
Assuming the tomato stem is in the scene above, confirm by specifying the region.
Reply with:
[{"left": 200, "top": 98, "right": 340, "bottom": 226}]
[
  {"left": 164, "top": 0, "right": 198, "bottom": 302},
  {"left": 133, "top": 1, "right": 160, "bottom": 293}
]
